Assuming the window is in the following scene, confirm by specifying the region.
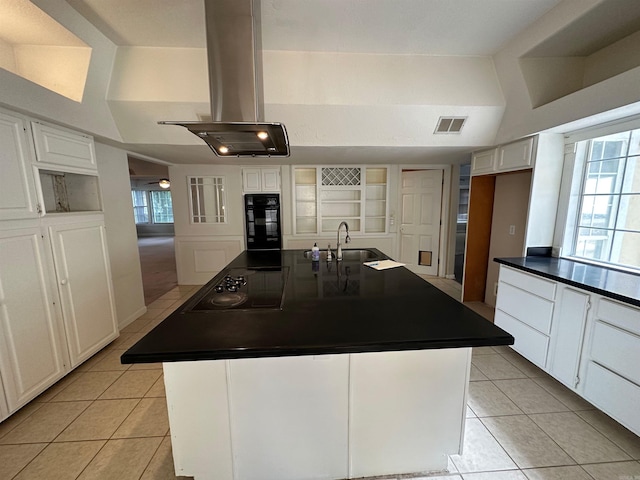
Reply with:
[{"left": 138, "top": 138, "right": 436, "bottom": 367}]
[
  {"left": 131, "top": 190, "right": 173, "bottom": 224},
  {"left": 568, "top": 128, "right": 640, "bottom": 271},
  {"left": 188, "top": 176, "right": 226, "bottom": 223}
]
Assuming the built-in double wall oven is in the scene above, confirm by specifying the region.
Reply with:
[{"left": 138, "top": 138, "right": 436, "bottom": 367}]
[{"left": 244, "top": 193, "right": 282, "bottom": 251}]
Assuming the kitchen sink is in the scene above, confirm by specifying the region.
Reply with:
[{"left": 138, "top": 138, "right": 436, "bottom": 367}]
[{"left": 303, "top": 248, "right": 381, "bottom": 261}]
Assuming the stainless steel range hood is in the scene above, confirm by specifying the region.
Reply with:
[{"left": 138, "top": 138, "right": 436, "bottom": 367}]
[{"left": 159, "top": 0, "right": 289, "bottom": 157}]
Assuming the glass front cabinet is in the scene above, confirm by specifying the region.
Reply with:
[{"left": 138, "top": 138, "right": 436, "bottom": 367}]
[{"left": 292, "top": 166, "right": 388, "bottom": 235}]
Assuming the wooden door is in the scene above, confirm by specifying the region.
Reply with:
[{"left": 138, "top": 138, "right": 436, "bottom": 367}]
[
  {"left": 48, "top": 220, "right": 118, "bottom": 367},
  {"left": 399, "top": 170, "right": 443, "bottom": 275},
  {"left": 0, "top": 227, "right": 66, "bottom": 412}
]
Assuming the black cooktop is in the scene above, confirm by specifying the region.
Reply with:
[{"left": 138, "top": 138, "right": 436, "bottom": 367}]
[{"left": 188, "top": 267, "right": 289, "bottom": 311}]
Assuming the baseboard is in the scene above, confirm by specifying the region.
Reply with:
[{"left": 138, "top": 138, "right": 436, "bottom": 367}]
[{"left": 118, "top": 305, "right": 148, "bottom": 331}]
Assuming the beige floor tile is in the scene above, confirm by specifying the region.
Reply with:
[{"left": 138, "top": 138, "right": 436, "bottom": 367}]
[
  {"left": 492, "top": 346, "right": 513, "bottom": 354},
  {"left": 137, "top": 308, "right": 166, "bottom": 320},
  {"left": 13, "top": 440, "right": 105, "bottom": 480},
  {"left": 472, "top": 346, "right": 497, "bottom": 355},
  {"left": 74, "top": 347, "right": 113, "bottom": 372},
  {"left": 105, "top": 333, "right": 134, "bottom": 350},
  {"left": 576, "top": 409, "right": 640, "bottom": 459},
  {"left": 0, "top": 401, "right": 44, "bottom": 440},
  {"left": 99, "top": 370, "right": 162, "bottom": 399},
  {"left": 469, "top": 365, "right": 488, "bottom": 381},
  {"left": 529, "top": 411, "right": 631, "bottom": 464},
  {"left": 463, "top": 302, "right": 495, "bottom": 322},
  {"left": 77, "top": 437, "right": 163, "bottom": 480},
  {"left": 472, "top": 354, "right": 527, "bottom": 380},
  {"left": 481, "top": 415, "right": 575, "bottom": 468},
  {"left": 467, "top": 381, "right": 523, "bottom": 417},
  {"left": 0, "top": 443, "right": 47, "bottom": 479},
  {"left": 129, "top": 361, "right": 163, "bottom": 370},
  {"left": 522, "top": 465, "right": 593, "bottom": 480},
  {"left": 581, "top": 460, "right": 640, "bottom": 480},
  {"left": 461, "top": 471, "right": 527, "bottom": 479},
  {"left": 140, "top": 436, "right": 177, "bottom": 480},
  {"left": 120, "top": 317, "right": 153, "bottom": 334},
  {"left": 33, "top": 371, "right": 82, "bottom": 401},
  {"left": 51, "top": 371, "right": 122, "bottom": 401},
  {"left": 148, "top": 298, "right": 179, "bottom": 310},
  {"left": 87, "top": 349, "right": 131, "bottom": 372},
  {"left": 466, "top": 406, "right": 477, "bottom": 418},
  {"left": 113, "top": 397, "right": 169, "bottom": 438},
  {"left": 114, "top": 331, "right": 148, "bottom": 351},
  {"left": 531, "top": 377, "right": 596, "bottom": 411},
  {"left": 55, "top": 399, "right": 140, "bottom": 442},
  {"left": 410, "top": 476, "right": 462, "bottom": 480},
  {"left": 144, "top": 375, "right": 166, "bottom": 398},
  {"left": 500, "top": 353, "right": 546, "bottom": 378},
  {"left": 450, "top": 418, "right": 517, "bottom": 473},
  {"left": 493, "top": 379, "right": 571, "bottom": 414},
  {"left": 0, "top": 401, "right": 90, "bottom": 444}
]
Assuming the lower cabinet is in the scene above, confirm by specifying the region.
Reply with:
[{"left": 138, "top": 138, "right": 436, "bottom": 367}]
[
  {"left": 0, "top": 226, "right": 67, "bottom": 416},
  {"left": 0, "top": 217, "right": 118, "bottom": 421},
  {"left": 47, "top": 220, "right": 119, "bottom": 367},
  {"left": 495, "top": 264, "right": 640, "bottom": 437}
]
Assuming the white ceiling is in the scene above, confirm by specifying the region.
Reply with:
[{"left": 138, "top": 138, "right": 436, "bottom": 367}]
[{"left": 66, "top": 0, "right": 564, "bottom": 165}]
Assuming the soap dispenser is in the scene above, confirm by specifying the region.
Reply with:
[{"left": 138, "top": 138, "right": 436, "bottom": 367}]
[{"left": 311, "top": 242, "right": 320, "bottom": 261}]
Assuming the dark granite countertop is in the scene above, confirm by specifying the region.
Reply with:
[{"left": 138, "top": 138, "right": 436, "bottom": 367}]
[
  {"left": 121, "top": 249, "right": 513, "bottom": 364},
  {"left": 495, "top": 256, "right": 640, "bottom": 308}
]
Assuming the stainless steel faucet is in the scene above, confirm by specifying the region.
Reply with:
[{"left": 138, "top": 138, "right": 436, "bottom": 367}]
[{"left": 336, "top": 221, "right": 351, "bottom": 261}]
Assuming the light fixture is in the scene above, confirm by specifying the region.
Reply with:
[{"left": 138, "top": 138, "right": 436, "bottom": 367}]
[
  {"left": 218, "top": 146, "right": 229, "bottom": 154},
  {"left": 256, "top": 131, "right": 269, "bottom": 140},
  {"left": 159, "top": 179, "right": 171, "bottom": 189}
]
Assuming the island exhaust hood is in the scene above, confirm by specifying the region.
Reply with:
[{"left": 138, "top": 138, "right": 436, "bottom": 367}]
[{"left": 159, "top": 0, "right": 289, "bottom": 157}]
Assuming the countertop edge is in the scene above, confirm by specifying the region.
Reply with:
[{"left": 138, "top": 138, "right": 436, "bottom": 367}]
[{"left": 494, "top": 257, "right": 640, "bottom": 308}]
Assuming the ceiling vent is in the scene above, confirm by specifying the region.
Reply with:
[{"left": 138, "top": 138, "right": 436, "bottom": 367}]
[{"left": 434, "top": 117, "right": 467, "bottom": 134}]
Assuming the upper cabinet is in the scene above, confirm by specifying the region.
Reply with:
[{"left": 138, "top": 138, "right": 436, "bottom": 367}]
[
  {"left": 242, "top": 167, "right": 281, "bottom": 193},
  {"left": 31, "top": 122, "right": 97, "bottom": 173},
  {"left": 0, "top": 110, "right": 39, "bottom": 220},
  {"left": 471, "top": 137, "right": 535, "bottom": 176}
]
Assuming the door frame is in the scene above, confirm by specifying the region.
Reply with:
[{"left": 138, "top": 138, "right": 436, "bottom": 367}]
[{"left": 395, "top": 164, "right": 452, "bottom": 278}]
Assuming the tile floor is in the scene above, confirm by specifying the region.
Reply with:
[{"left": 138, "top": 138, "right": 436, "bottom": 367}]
[{"left": 1, "top": 279, "right": 639, "bottom": 480}]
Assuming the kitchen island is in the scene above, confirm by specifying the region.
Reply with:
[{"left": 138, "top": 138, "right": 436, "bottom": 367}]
[{"left": 122, "top": 249, "right": 512, "bottom": 480}]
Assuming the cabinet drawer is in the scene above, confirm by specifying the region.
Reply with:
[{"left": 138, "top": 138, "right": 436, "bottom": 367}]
[
  {"left": 496, "top": 282, "right": 554, "bottom": 334},
  {"left": 495, "top": 310, "right": 549, "bottom": 368},
  {"left": 596, "top": 298, "right": 640, "bottom": 336},
  {"left": 590, "top": 321, "right": 640, "bottom": 385},
  {"left": 499, "top": 266, "right": 556, "bottom": 300},
  {"left": 583, "top": 361, "right": 640, "bottom": 436}
]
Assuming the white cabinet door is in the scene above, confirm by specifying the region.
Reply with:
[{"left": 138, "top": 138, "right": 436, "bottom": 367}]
[
  {"left": 0, "top": 110, "right": 39, "bottom": 220},
  {"left": 31, "top": 122, "right": 97, "bottom": 172},
  {"left": 242, "top": 168, "right": 262, "bottom": 192},
  {"left": 471, "top": 148, "right": 497, "bottom": 175},
  {"left": 497, "top": 137, "right": 534, "bottom": 172},
  {"left": 228, "top": 355, "right": 349, "bottom": 480},
  {"left": 47, "top": 220, "right": 118, "bottom": 366},
  {"left": 549, "top": 286, "right": 590, "bottom": 388},
  {"left": 0, "top": 227, "right": 66, "bottom": 412},
  {"left": 261, "top": 168, "right": 280, "bottom": 192}
]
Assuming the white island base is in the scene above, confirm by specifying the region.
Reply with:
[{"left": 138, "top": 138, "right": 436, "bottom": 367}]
[{"left": 163, "top": 348, "right": 471, "bottom": 480}]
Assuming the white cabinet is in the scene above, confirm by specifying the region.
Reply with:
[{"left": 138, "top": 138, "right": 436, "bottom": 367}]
[
  {"left": 0, "top": 226, "right": 67, "bottom": 415},
  {"left": 471, "top": 148, "right": 497, "bottom": 175},
  {"left": 495, "top": 266, "right": 556, "bottom": 368},
  {"left": 46, "top": 219, "right": 118, "bottom": 367},
  {"left": 242, "top": 167, "right": 280, "bottom": 192},
  {"left": 0, "top": 110, "right": 39, "bottom": 220},
  {"left": 31, "top": 121, "right": 97, "bottom": 173},
  {"left": 471, "top": 138, "right": 534, "bottom": 176},
  {"left": 497, "top": 137, "right": 534, "bottom": 172},
  {"left": 548, "top": 285, "right": 590, "bottom": 388},
  {"left": 582, "top": 298, "right": 640, "bottom": 435}
]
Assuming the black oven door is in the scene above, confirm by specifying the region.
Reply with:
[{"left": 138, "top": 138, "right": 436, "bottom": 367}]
[{"left": 245, "top": 194, "right": 282, "bottom": 250}]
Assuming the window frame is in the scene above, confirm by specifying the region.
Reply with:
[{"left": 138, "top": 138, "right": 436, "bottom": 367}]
[{"left": 131, "top": 189, "right": 174, "bottom": 225}]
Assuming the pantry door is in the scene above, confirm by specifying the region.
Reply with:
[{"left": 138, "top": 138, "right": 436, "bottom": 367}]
[{"left": 399, "top": 170, "right": 443, "bottom": 276}]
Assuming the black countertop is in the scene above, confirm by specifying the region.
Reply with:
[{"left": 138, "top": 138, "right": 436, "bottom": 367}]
[
  {"left": 495, "top": 256, "right": 640, "bottom": 308},
  {"left": 122, "top": 249, "right": 513, "bottom": 364}
]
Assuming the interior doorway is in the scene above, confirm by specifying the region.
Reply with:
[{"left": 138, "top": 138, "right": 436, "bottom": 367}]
[{"left": 137, "top": 236, "right": 178, "bottom": 305}]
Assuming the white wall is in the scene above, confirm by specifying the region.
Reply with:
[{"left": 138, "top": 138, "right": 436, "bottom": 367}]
[
  {"left": 95, "top": 142, "right": 146, "bottom": 328},
  {"left": 493, "top": 0, "right": 640, "bottom": 143}
]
